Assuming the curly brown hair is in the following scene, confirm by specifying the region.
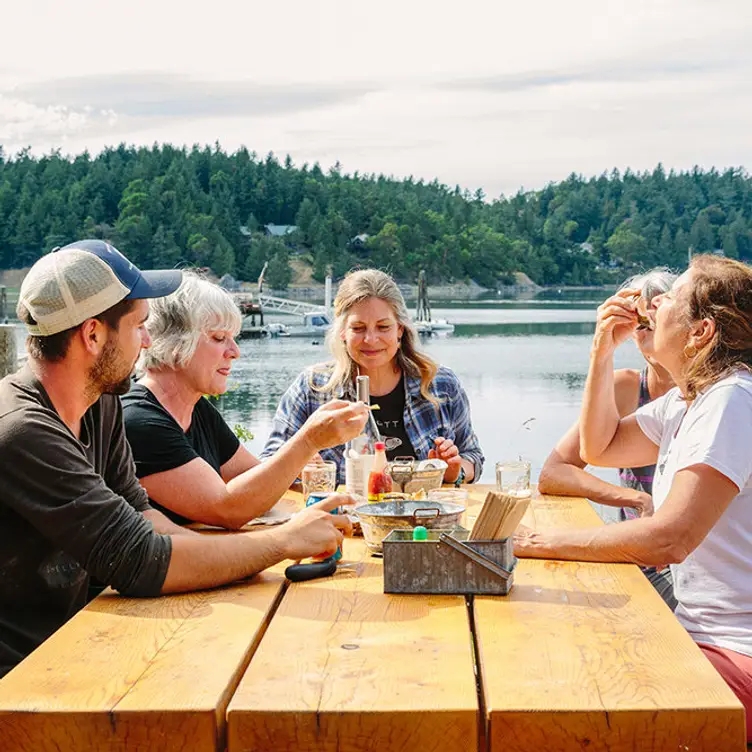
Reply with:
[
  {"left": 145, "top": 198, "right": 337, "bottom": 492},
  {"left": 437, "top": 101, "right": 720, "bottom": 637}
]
[{"left": 683, "top": 254, "right": 752, "bottom": 400}]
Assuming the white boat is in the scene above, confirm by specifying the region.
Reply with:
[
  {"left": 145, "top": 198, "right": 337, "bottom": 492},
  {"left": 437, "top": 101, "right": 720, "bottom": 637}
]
[
  {"left": 414, "top": 318, "right": 455, "bottom": 335},
  {"left": 284, "top": 311, "right": 332, "bottom": 338},
  {"left": 262, "top": 322, "right": 291, "bottom": 337}
]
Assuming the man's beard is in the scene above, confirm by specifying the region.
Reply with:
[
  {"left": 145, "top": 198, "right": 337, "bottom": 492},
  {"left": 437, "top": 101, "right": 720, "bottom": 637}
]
[{"left": 89, "top": 337, "right": 134, "bottom": 396}]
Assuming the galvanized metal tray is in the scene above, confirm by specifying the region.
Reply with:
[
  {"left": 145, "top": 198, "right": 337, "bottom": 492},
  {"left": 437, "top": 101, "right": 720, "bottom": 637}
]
[{"left": 382, "top": 528, "right": 516, "bottom": 595}]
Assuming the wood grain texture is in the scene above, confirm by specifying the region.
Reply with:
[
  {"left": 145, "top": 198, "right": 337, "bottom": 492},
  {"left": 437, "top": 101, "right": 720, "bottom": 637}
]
[
  {"left": 227, "top": 537, "right": 479, "bottom": 752},
  {"left": 0, "top": 568, "right": 287, "bottom": 752},
  {"left": 474, "top": 490, "right": 746, "bottom": 752}
]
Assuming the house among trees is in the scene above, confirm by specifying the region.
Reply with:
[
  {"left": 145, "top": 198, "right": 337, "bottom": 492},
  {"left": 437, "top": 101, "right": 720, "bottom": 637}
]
[
  {"left": 349, "top": 233, "right": 370, "bottom": 254},
  {"left": 263, "top": 224, "right": 298, "bottom": 237}
]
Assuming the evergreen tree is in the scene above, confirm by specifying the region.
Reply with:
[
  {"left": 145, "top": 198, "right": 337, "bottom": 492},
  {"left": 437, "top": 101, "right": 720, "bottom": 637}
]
[
  {"left": 266, "top": 250, "right": 292, "bottom": 290},
  {"left": 0, "top": 144, "right": 750, "bottom": 288}
]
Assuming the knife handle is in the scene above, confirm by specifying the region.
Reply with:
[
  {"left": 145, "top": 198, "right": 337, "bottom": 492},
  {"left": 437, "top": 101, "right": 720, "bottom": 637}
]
[{"left": 285, "top": 558, "right": 337, "bottom": 582}]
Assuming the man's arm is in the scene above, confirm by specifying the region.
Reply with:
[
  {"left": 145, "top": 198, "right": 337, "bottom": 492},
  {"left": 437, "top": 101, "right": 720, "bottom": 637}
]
[
  {"left": 142, "top": 508, "right": 197, "bottom": 536},
  {"left": 159, "top": 494, "right": 352, "bottom": 592}
]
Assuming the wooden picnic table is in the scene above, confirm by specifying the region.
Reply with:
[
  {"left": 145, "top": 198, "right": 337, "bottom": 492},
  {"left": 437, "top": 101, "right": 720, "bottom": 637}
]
[{"left": 0, "top": 486, "right": 745, "bottom": 751}]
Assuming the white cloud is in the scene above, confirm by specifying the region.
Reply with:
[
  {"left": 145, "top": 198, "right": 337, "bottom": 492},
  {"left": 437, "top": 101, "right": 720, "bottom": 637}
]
[
  {"left": 0, "top": 94, "right": 117, "bottom": 143},
  {"left": 1, "top": 0, "right": 751, "bottom": 194}
]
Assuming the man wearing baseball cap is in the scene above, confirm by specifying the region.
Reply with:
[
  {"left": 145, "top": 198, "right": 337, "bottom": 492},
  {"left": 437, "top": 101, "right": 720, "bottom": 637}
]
[{"left": 0, "top": 240, "right": 363, "bottom": 677}]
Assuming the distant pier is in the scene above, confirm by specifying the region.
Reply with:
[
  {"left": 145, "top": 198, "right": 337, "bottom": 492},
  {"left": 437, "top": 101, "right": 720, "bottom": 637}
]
[{"left": 233, "top": 295, "right": 266, "bottom": 338}]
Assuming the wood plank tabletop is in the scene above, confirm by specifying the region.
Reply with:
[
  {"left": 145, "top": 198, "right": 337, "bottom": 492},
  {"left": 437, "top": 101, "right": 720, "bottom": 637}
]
[
  {"left": 0, "top": 561, "right": 288, "bottom": 752},
  {"left": 226, "top": 535, "right": 480, "bottom": 752},
  {"left": 471, "top": 486, "right": 747, "bottom": 752},
  {"left": 0, "top": 485, "right": 744, "bottom": 752}
]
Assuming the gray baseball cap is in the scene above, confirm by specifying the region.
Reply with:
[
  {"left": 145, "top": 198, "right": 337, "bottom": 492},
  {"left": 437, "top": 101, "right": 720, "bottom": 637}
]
[{"left": 19, "top": 239, "right": 182, "bottom": 336}]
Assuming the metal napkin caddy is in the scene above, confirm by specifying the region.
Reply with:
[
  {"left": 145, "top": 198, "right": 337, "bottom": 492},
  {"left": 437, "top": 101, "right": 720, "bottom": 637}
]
[
  {"left": 381, "top": 490, "right": 529, "bottom": 596},
  {"left": 382, "top": 529, "right": 515, "bottom": 595}
]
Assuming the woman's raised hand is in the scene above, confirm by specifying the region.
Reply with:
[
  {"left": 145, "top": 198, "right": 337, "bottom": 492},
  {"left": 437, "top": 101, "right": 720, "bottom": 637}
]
[
  {"left": 301, "top": 400, "right": 369, "bottom": 452},
  {"left": 593, "top": 288, "right": 641, "bottom": 355}
]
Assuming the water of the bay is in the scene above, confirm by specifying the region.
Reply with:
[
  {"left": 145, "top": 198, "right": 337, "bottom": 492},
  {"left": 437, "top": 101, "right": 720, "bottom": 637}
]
[
  {"left": 214, "top": 296, "right": 643, "bottom": 522},
  {"left": 10, "top": 294, "right": 641, "bottom": 521}
]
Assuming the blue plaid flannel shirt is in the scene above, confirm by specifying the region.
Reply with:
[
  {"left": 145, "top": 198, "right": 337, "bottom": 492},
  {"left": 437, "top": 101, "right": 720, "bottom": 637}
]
[{"left": 260, "top": 363, "right": 484, "bottom": 484}]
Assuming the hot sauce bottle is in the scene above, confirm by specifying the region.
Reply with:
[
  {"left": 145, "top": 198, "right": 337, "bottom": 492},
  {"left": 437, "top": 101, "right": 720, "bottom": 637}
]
[{"left": 367, "top": 441, "right": 393, "bottom": 502}]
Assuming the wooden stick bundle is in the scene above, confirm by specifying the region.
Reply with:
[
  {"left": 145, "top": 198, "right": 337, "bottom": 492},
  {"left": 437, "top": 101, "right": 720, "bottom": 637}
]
[{"left": 470, "top": 491, "right": 530, "bottom": 540}]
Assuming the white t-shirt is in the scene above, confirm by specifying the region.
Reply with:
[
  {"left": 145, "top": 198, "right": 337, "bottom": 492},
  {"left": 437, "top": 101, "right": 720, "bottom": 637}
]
[{"left": 636, "top": 370, "right": 752, "bottom": 658}]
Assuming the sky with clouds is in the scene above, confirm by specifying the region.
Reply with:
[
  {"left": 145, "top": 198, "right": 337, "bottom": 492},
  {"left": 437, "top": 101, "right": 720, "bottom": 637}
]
[{"left": 1, "top": 0, "right": 751, "bottom": 197}]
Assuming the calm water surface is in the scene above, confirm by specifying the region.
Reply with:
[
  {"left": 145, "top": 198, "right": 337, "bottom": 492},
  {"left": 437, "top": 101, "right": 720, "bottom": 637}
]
[
  {"left": 217, "top": 301, "right": 643, "bottom": 521},
  {"left": 12, "top": 297, "right": 640, "bottom": 521}
]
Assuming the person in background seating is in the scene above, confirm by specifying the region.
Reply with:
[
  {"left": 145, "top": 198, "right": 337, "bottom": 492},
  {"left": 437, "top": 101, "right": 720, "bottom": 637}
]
[
  {"left": 539, "top": 268, "right": 678, "bottom": 609},
  {"left": 261, "top": 268, "right": 484, "bottom": 486}
]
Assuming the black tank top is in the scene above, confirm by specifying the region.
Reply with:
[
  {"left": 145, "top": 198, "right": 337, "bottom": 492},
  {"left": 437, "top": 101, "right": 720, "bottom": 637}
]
[{"left": 370, "top": 376, "right": 416, "bottom": 460}]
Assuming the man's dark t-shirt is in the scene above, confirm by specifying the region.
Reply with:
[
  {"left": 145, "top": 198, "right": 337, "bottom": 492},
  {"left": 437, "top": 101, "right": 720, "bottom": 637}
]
[
  {"left": 122, "top": 384, "right": 240, "bottom": 524},
  {"left": 371, "top": 376, "right": 417, "bottom": 460},
  {"left": 0, "top": 367, "right": 171, "bottom": 678}
]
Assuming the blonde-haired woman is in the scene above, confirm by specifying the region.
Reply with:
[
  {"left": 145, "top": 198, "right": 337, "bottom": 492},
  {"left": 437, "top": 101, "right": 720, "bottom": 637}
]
[{"left": 262, "top": 269, "right": 484, "bottom": 485}]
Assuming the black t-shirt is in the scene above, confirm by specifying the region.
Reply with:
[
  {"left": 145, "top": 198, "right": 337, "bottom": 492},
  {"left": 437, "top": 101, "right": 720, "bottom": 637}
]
[
  {"left": 122, "top": 384, "right": 240, "bottom": 524},
  {"left": 371, "top": 376, "right": 416, "bottom": 460},
  {"left": 0, "top": 367, "right": 171, "bottom": 677}
]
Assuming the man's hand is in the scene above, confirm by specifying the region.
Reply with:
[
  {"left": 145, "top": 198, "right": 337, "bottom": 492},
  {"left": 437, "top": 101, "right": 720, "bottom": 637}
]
[
  {"left": 301, "top": 400, "right": 369, "bottom": 452},
  {"left": 272, "top": 493, "right": 354, "bottom": 560},
  {"left": 428, "top": 436, "right": 463, "bottom": 483}
]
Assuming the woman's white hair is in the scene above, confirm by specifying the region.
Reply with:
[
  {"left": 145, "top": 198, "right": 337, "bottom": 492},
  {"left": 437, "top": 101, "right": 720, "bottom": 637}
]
[
  {"left": 138, "top": 270, "right": 242, "bottom": 375},
  {"left": 619, "top": 267, "right": 677, "bottom": 302}
]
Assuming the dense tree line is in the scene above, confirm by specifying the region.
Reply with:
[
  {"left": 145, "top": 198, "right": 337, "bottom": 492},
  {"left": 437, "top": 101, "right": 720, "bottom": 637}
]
[{"left": 1, "top": 143, "right": 751, "bottom": 288}]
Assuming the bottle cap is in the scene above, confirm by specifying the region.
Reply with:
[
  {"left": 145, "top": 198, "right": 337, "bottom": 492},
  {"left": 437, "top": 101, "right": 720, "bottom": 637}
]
[
  {"left": 375, "top": 441, "right": 386, "bottom": 451},
  {"left": 412, "top": 526, "right": 428, "bottom": 541}
]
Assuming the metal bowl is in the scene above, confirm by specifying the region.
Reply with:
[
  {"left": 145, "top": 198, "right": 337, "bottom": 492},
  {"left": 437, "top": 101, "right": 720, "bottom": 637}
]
[
  {"left": 354, "top": 499, "right": 465, "bottom": 554},
  {"left": 386, "top": 458, "right": 447, "bottom": 495}
]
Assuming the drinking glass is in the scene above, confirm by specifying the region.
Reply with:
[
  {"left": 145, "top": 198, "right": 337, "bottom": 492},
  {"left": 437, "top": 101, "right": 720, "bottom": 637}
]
[
  {"left": 495, "top": 460, "right": 531, "bottom": 498},
  {"left": 302, "top": 461, "right": 337, "bottom": 499}
]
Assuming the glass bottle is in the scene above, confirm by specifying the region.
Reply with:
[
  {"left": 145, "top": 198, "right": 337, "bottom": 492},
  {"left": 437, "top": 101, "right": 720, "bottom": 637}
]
[
  {"left": 367, "top": 441, "right": 393, "bottom": 502},
  {"left": 345, "top": 375, "right": 379, "bottom": 500}
]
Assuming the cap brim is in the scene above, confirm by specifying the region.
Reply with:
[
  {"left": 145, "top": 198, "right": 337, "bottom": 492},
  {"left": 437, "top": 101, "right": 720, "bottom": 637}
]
[{"left": 126, "top": 269, "right": 183, "bottom": 300}]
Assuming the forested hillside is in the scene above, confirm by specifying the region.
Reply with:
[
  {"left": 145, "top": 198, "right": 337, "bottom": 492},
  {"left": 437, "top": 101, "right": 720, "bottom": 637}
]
[{"left": 1, "top": 144, "right": 751, "bottom": 288}]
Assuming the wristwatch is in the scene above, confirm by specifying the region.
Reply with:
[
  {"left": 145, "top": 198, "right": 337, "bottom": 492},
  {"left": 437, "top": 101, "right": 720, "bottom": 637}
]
[{"left": 454, "top": 466, "right": 466, "bottom": 487}]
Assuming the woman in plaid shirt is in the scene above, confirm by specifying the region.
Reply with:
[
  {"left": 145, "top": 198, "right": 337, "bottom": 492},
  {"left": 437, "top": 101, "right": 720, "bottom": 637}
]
[{"left": 261, "top": 269, "right": 484, "bottom": 486}]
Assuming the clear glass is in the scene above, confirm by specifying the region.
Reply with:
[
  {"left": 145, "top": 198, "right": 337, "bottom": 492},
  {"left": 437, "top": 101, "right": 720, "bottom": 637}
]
[
  {"left": 345, "top": 375, "right": 380, "bottom": 500},
  {"left": 302, "top": 461, "right": 337, "bottom": 499},
  {"left": 495, "top": 459, "right": 531, "bottom": 498}
]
